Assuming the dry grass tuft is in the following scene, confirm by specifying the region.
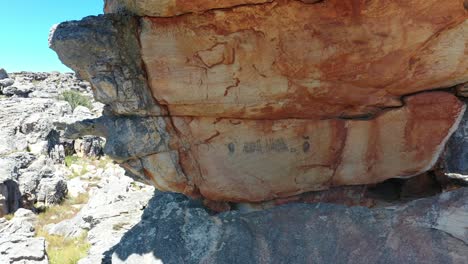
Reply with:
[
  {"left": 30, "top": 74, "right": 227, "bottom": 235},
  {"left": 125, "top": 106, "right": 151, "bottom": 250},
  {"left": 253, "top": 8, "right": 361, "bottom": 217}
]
[
  {"left": 37, "top": 229, "right": 90, "bottom": 264},
  {"left": 35, "top": 193, "right": 91, "bottom": 264}
]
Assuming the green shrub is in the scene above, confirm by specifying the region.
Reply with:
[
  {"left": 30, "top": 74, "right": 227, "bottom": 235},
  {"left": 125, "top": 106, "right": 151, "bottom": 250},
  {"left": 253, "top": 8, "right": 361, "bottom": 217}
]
[
  {"left": 60, "top": 90, "right": 92, "bottom": 111},
  {"left": 64, "top": 156, "right": 79, "bottom": 167}
]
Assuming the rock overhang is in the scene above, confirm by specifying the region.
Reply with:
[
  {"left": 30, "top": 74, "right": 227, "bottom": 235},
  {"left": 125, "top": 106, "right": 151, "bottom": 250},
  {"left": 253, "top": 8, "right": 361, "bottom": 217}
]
[{"left": 50, "top": 0, "right": 468, "bottom": 203}]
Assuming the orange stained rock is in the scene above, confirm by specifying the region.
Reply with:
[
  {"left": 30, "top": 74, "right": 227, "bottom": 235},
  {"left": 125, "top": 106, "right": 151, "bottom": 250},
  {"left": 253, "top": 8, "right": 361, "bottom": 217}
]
[
  {"left": 104, "top": 0, "right": 273, "bottom": 17},
  {"left": 139, "top": 0, "right": 467, "bottom": 119},
  {"left": 137, "top": 92, "right": 464, "bottom": 202}
]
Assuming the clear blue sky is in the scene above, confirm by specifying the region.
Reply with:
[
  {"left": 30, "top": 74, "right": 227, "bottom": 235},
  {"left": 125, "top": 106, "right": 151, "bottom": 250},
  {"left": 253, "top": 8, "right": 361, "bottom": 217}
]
[{"left": 0, "top": 1, "right": 103, "bottom": 72}]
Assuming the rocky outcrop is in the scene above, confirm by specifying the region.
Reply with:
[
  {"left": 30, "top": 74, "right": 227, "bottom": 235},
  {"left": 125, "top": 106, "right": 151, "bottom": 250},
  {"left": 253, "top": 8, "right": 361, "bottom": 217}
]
[
  {"left": 45, "top": 163, "right": 154, "bottom": 264},
  {"left": 0, "top": 72, "right": 103, "bottom": 216},
  {"left": 0, "top": 209, "right": 48, "bottom": 263},
  {"left": 104, "top": 188, "right": 468, "bottom": 264},
  {"left": 50, "top": 0, "right": 468, "bottom": 203}
]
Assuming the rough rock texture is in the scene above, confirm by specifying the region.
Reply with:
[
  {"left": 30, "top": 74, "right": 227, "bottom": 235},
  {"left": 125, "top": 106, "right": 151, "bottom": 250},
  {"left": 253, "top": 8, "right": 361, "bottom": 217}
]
[
  {"left": 44, "top": 164, "right": 154, "bottom": 264},
  {"left": 50, "top": 0, "right": 468, "bottom": 203},
  {"left": 74, "top": 136, "right": 105, "bottom": 158},
  {"left": 104, "top": 188, "right": 468, "bottom": 264},
  {"left": 104, "top": 0, "right": 274, "bottom": 17},
  {"left": 442, "top": 107, "right": 468, "bottom": 183},
  {"left": 0, "top": 72, "right": 103, "bottom": 215},
  {"left": 59, "top": 90, "right": 467, "bottom": 202},
  {"left": 49, "top": 15, "right": 162, "bottom": 116},
  {"left": 0, "top": 209, "right": 48, "bottom": 264},
  {"left": 137, "top": 0, "right": 468, "bottom": 119}
]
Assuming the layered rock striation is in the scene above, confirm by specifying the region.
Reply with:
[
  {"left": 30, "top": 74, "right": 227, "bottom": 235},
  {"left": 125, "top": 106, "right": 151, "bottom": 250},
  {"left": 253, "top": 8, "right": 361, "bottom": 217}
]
[{"left": 50, "top": 0, "right": 468, "bottom": 203}]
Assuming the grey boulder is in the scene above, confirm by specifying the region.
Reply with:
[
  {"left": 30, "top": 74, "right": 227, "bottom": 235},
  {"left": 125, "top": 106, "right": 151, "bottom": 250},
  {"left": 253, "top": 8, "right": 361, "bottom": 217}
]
[
  {"left": 2, "top": 84, "right": 34, "bottom": 97},
  {"left": 0, "top": 78, "right": 14, "bottom": 88},
  {"left": 0, "top": 68, "right": 8, "bottom": 80}
]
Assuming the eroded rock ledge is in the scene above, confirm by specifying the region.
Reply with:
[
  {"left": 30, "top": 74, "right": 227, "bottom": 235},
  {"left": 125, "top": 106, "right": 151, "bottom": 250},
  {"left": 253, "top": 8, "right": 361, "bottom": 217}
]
[{"left": 50, "top": 0, "right": 468, "bottom": 203}]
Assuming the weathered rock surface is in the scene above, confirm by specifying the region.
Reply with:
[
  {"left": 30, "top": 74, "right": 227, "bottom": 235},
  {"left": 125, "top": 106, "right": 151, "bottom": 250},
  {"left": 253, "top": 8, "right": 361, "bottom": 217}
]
[
  {"left": 74, "top": 136, "right": 105, "bottom": 158},
  {"left": 49, "top": 15, "right": 162, "bottom": 116},
  {"left": 138, "top": 0, "right": 468, "bottom": 119},
  {"left": 0, "top": 71, "right": 103, "bottom": 216},
  {"left": 44, "top": 164, "right": 154, "bottom": 264},
  {"left": 0, "top": 209, "right": 48, "bottom": 264},
  {"left": 104, "top": 0, "right": 273, "bottom": 17},
  {"left": 442, "top": 106, "right": 468, "bottom": 183},
  {"left": 62, "top": 91, "right": 466, "bottom": 202},
  {"left": 50, "top": 0, "right": 468, "bottom": 203},
  {"left": 104, "top": 188, "right": 468, "bottom": 264}
]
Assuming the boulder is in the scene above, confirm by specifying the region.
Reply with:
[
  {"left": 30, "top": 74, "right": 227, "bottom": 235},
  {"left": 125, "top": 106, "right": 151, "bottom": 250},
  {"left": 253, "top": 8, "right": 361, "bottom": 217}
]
[
  {"left": 0, "top": 180, "right": 21, "bottom": 217},
  {"left": 0, "top": 78, "right": 14, "bottom": 88},
  {"left": 49, "top": 0, "right": 468, "bottom": 203},
  {"left": 0, "top": 68, "right": 8, "bottom": 80},
  {"left": 74, "top": 136, "right": 104, "bottom": 158},
  {"left": 17, "top": 158, "right": 68, "bottom": 207},
  {"left": 35, "top": 176, "right": 68, "bottom": 206},
  {"left": 0, "top": 209, "right": 48, "bottom": 264},
  {"left": 105, "top": 188, "right": 468, "bottom": 264},
  {"left": 2, "top": 84, "right": 34, "bottom": 97}
]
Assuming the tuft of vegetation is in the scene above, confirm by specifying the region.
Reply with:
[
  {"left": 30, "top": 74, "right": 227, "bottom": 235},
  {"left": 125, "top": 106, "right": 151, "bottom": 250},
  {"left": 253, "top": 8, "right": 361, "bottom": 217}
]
[
  {"left": 35, "top": 193, "right": 91, "bottom": 264},
  {"left": 59, "top": 90, "right": 92, "bottom": 111},
  {"left": 37, "top": 229, "right": 90, "bottom": 264},
  {"left": 64, "top": 155, "right": 79, "bottom": 168},
  {"left": 36, "top": 193, "right": 90, "bottom": 227},
  {"left": 112, "top": 222, "right": 129, "bottom": 231},
  {"left": 4, "top": 214, "right": 14, "bottom": 221}
]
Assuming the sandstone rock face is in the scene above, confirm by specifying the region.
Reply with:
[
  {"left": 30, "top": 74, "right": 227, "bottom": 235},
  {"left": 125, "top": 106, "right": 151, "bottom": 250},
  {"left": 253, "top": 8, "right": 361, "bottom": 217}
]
[
  {"left": 106, "top": 188, "right": 468, "bottom": 264},
  {"left": 50, "top": 0, "right": 468, "bottom": 203},
  {"left": 105, "top": 0, "right": 273, "bottom": 17},
  {"left": 138, "top": 0, "right": 468, "bottom": 119}
]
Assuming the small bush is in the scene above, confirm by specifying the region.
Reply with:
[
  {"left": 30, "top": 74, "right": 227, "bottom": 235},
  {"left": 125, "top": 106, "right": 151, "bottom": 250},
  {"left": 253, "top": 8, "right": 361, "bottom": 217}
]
[
  {"left": 60, "top": 90, "right": 92, "bottom": 111},
  {"left": 4, "top": 214, "right": 14, "bottom": 220},
  {"left": 64, "top": 156, "right": 79, "bottom": 167}
]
